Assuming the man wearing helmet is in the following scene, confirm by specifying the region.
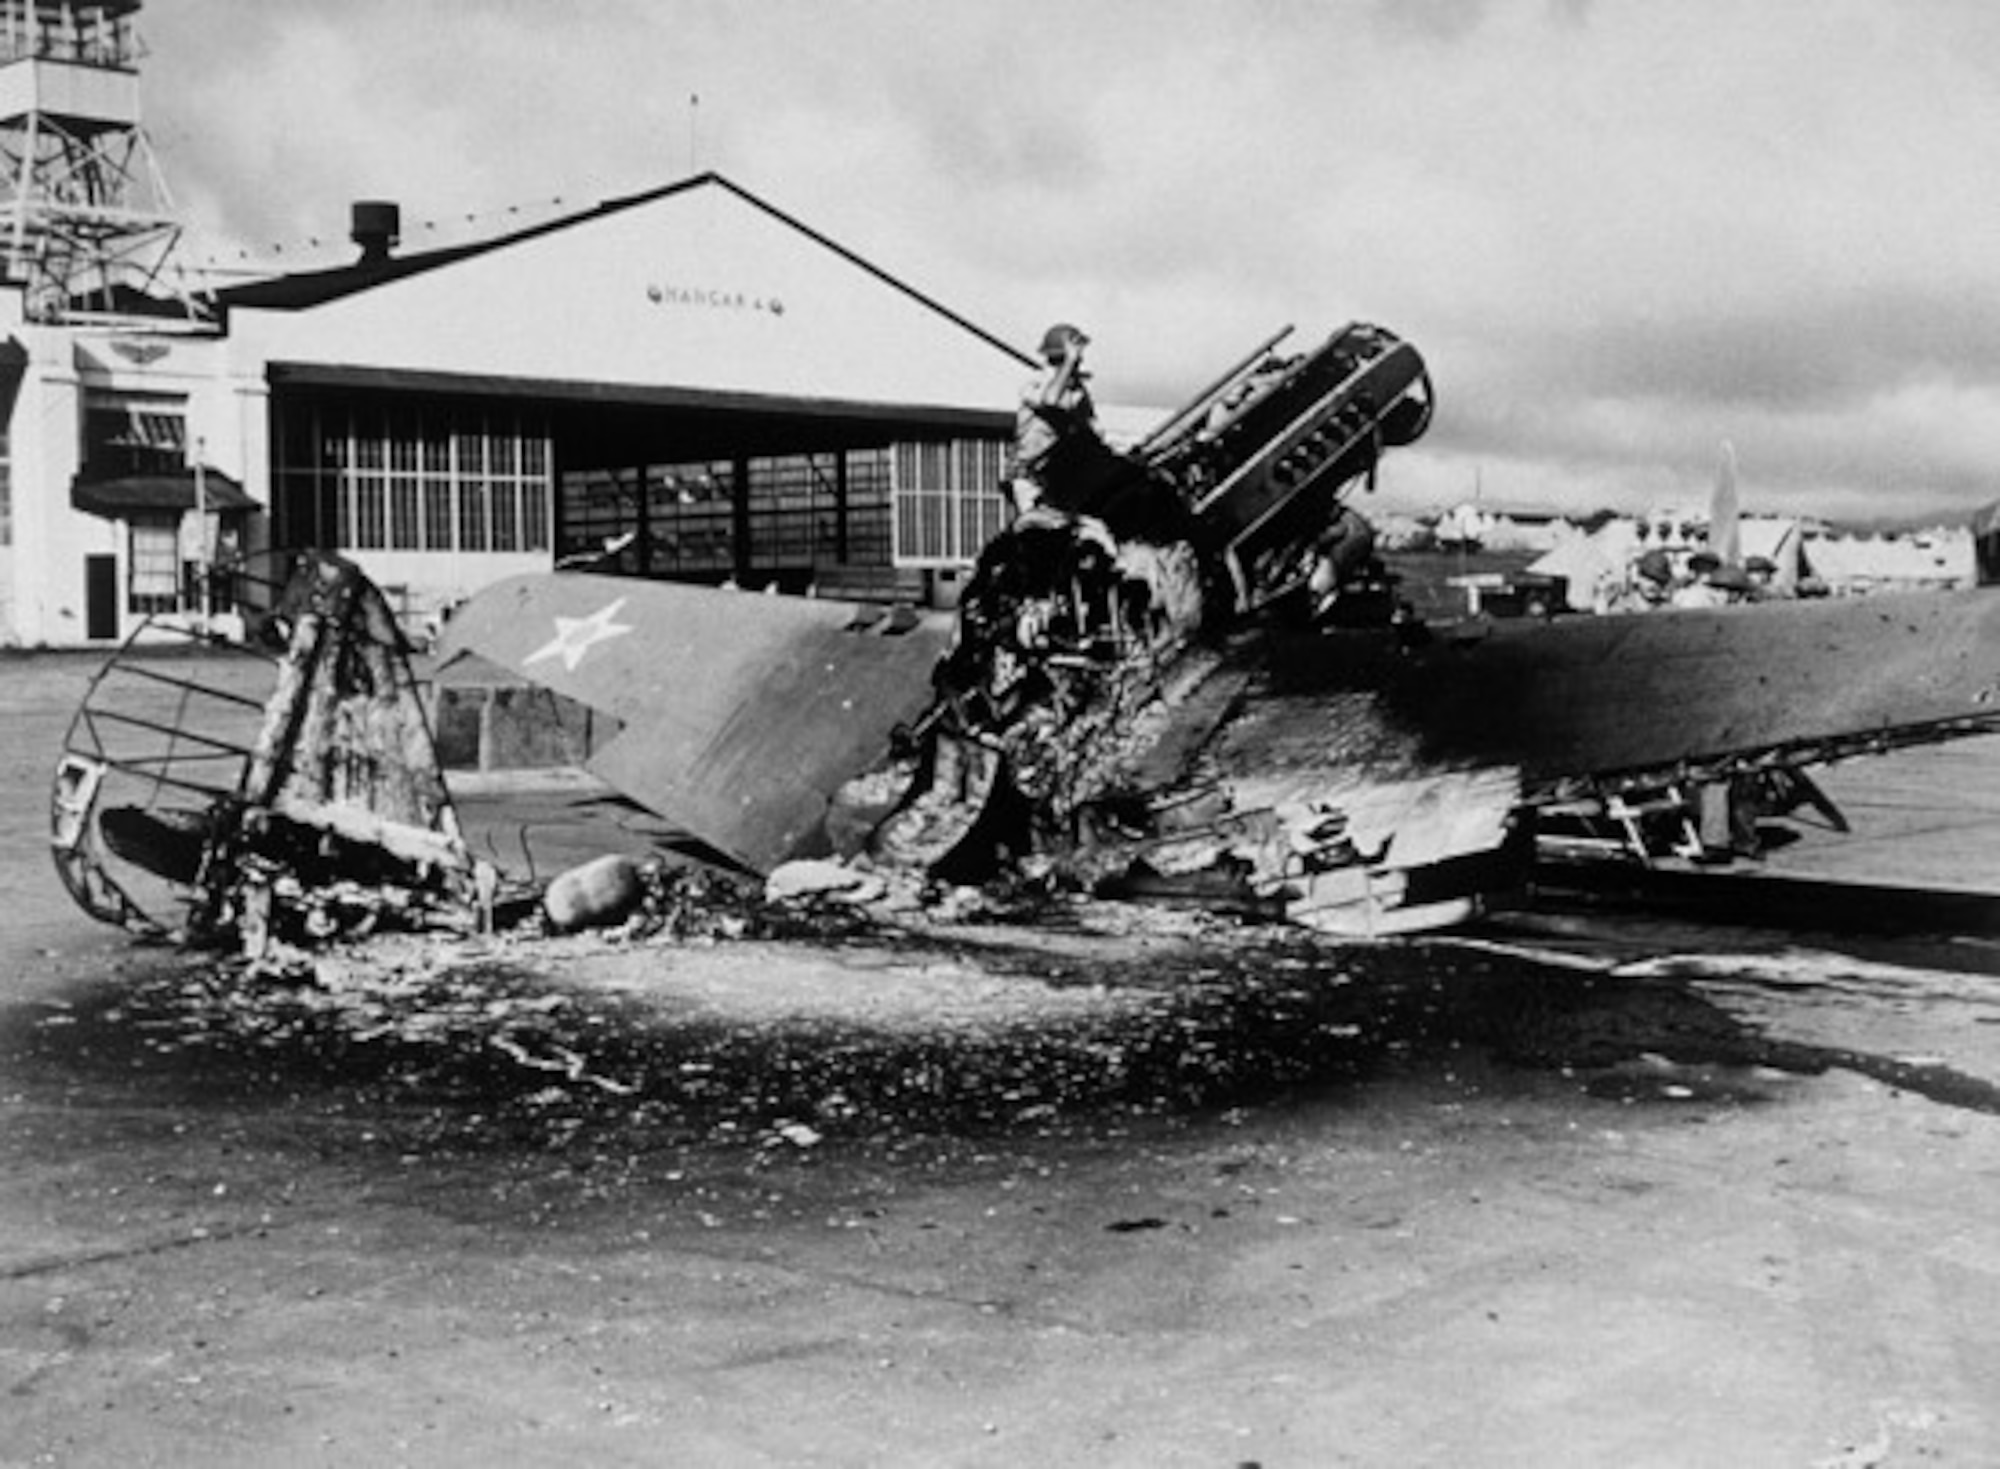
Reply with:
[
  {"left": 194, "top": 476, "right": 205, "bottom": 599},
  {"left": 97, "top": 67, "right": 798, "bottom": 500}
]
[{"left": 1009, "top": 322, "right": 1102, "bottom": 514}]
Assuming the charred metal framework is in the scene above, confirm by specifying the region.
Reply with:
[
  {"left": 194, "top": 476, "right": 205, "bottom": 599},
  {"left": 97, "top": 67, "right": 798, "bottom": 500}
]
[
  {"left": 1529, "top": 715, "right": 2000, "bottom": 867},
  {"left": 52, "top": 551, "right": 481, "bottom": 947},
  {"left": 847, "top": 323, "right": 1466, "bottom": 927},
  {"left": 0, "top": 0, "right": 207, "bottom": 323}
]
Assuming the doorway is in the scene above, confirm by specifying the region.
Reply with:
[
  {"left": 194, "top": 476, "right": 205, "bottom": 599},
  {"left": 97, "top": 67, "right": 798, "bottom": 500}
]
[{"left": 85, "top": 554, "right": 117, "bottom": 640}]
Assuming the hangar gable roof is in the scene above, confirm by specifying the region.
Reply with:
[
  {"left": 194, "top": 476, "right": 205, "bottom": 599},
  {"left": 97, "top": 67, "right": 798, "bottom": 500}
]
[{"left": 223, "top": 173, "right": 1036, "bottom": 416}]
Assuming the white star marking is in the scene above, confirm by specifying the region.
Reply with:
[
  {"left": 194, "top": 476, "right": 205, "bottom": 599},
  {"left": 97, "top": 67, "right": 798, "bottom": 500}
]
[{"left": 523, "top": 597, "right": 634, "bottom": 672}]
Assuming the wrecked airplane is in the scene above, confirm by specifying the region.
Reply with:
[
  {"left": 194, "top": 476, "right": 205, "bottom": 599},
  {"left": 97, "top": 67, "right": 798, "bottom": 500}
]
[
  {"left": 52, "top": 552, "right": 491, "bottom": 951},
  {"left": 51, "top": 322, "right": 2000, "bottom": 946},
  {"left": 437, "top": 321, "right": 2000, "bottom": 934}
]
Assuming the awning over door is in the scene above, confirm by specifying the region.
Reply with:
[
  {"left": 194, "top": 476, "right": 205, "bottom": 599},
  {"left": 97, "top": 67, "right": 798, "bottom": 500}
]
[{"left": 71, "top": 468, "right": 259, "bottom": 518}]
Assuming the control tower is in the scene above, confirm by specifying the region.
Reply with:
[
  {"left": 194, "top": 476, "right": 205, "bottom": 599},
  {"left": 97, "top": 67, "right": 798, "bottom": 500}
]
[{"left": 0, "top": 0, "right": 200, "bottom": 322}]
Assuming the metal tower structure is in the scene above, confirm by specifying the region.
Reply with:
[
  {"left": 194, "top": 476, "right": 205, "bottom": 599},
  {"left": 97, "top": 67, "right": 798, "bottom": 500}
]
[{"left": 0, "top": 0, "right": 203, "bottom": 323}]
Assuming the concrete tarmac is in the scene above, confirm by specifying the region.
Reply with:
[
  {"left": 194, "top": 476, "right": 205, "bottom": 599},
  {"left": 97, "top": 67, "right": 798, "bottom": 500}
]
[{"left": 3, "top": 649, "right": 1999, "bottom": 1467}]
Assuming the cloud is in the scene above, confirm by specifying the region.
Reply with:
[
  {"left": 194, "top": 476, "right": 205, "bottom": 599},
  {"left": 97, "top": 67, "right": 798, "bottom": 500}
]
[{"left": 137, "top": 0, "right": 2000, "bottom": 518}]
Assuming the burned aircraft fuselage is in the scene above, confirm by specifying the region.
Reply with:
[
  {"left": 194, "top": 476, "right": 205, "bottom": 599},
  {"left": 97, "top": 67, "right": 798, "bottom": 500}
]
[
  {"left": 52, "top": 553, "right": 482, "bottom": 949},
  {"left": 836, "top": 323, "right": 1508, "bottom": 931}
]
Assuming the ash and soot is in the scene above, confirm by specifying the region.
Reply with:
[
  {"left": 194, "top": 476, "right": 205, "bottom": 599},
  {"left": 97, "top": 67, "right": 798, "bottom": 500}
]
[
  {"left": 18, "top": 904, "right": 1421, "bottom": 1161},
  {"left": 18, "top": 879, "right": 1995, "bottom": 1201}
]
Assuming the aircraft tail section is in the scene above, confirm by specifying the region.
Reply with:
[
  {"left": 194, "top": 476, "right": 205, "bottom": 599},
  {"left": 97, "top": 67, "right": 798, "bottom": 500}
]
[{"left": 53, "top": 552, "right": 478, "bottom": 947}]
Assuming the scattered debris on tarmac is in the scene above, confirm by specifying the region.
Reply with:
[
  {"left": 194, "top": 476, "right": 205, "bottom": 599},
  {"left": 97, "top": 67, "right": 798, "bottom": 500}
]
[
  {"left": 27, "top": 837, "right": 2000, "bottom": 1203},
  {"left": 23, "top": 870, "right": 1428, "bottom": 1161}
]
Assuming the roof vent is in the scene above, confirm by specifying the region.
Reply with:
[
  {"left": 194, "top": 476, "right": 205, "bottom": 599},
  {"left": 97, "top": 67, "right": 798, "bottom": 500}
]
[{"left": 351, "top": 200, "right": 400, "bottom": 265}]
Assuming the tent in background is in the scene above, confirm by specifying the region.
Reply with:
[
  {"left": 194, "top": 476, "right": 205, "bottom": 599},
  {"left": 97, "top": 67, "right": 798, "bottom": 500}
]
[
  {"left": 1739, "top": 517, "right": 1804, "bottom": 596},
  {"left": 1525, "top": 532, "right": 1624, "bottom": 611}
]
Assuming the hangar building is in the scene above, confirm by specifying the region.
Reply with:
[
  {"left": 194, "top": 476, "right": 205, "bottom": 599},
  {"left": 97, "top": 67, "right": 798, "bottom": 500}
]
[{"left": 0, "top": 169, "right": 1039, "bottom": 646}]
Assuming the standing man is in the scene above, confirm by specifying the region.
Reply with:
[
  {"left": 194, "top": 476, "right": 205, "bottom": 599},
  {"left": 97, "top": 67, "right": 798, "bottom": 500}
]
[{"left": 1009, "top": 322, "right": 1101, "bottom": 514}]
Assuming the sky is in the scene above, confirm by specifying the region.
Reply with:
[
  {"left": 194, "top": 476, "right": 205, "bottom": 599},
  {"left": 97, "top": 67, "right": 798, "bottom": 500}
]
[{"left": 138, "top": 0, "right": 2000, "bottom": 522}]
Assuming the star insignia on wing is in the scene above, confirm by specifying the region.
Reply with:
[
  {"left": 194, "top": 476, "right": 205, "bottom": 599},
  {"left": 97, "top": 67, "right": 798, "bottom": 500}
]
[{"left": 524, "top": 597, "right": 634, "bottom": 672}]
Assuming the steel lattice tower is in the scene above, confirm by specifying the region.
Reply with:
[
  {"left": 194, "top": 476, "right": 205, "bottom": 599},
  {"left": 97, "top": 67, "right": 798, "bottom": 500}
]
[{"left": 0, "top": 0, "right": 201, "bottom": 322}]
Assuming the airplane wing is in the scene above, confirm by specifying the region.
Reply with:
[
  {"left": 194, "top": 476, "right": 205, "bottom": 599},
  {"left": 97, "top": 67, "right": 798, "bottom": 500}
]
[
  {"left": 437, "top": 574, "right": 952, "bottom": 872},
  {"left": 1293, "top": 586, "right": 2000, "bottom": 800},
  {"left": 1143, "top": 586, "right": 2000, "bottom": 928}
]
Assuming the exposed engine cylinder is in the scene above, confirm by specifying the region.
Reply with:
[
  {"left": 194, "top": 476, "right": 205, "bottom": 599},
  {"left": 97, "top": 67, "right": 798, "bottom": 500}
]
[{"left": 847, "top": 322, "right": 1435, "bottom": 879}]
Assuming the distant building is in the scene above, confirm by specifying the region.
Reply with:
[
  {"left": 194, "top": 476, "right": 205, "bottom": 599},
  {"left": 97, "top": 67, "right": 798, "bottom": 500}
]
[
  {"left": 1801, "top": 526, "right": 1974, "bottom": 593},
  {"left": 1432, "top": 501, "right": 1576, "bottom": 553}
]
